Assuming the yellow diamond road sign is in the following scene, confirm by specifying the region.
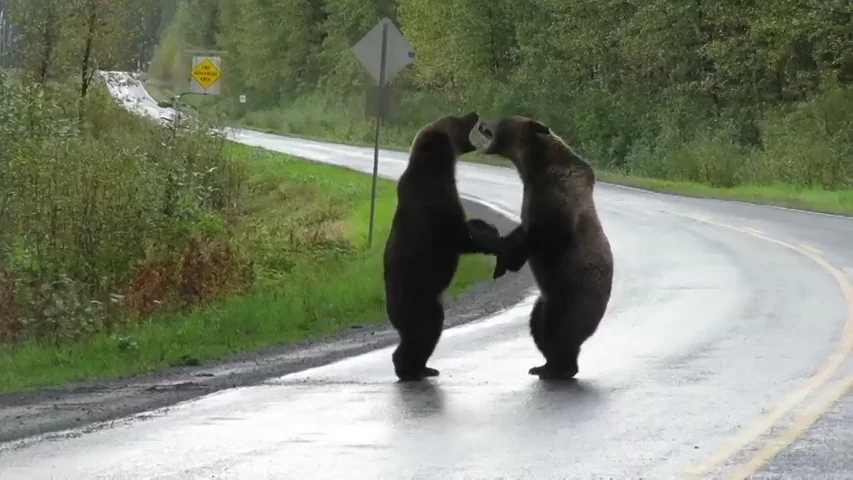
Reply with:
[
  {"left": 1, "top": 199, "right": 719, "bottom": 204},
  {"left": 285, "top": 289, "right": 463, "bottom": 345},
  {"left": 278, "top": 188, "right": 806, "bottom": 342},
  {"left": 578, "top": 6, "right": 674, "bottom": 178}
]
[{"left": 191, "top": 57, "right": 220, "bottom": 90}]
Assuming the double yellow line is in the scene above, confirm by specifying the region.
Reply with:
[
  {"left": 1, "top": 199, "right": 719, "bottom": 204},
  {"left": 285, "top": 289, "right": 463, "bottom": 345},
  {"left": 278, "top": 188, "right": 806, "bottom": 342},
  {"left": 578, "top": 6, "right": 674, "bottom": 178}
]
[{"left": 678, "top": 214, "right": 853, "bottom": 479}]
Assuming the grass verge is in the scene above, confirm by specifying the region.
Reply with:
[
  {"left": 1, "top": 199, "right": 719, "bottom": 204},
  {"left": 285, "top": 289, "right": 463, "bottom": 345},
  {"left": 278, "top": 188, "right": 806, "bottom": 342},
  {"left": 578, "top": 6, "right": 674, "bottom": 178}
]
[
  {"left": 594, "top": 172, "right": 853, "bottom": 215},
  {"left": 0, "top": 143, "right": 496, "bottom": 394},
  {"left": 143, "top": 80, "right": 853, "bottom": 217}
]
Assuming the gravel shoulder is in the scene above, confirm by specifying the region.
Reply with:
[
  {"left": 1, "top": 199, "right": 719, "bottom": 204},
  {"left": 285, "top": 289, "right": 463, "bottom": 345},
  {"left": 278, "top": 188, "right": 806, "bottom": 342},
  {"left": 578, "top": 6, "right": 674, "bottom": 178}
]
[{"left": 0, "top": 199, "right": 535, "bottom": 444}]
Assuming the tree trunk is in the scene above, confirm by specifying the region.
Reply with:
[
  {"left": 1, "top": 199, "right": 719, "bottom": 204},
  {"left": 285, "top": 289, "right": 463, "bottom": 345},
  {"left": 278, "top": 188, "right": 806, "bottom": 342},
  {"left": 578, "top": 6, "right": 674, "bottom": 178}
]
[{"left": 78, "top": 4, "right": 96, "bottom": 122}]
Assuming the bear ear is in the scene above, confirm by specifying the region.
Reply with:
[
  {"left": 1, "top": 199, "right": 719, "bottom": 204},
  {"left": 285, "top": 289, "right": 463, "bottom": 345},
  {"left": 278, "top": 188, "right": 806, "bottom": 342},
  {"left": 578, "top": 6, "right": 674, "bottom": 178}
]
[{"left": 530, "top": 120, "right": 550, "bottom": 135}]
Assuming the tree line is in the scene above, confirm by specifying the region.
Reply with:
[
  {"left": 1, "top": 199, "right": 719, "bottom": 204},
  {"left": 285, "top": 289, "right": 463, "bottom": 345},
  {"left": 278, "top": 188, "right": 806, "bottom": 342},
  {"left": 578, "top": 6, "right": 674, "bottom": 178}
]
[
  {"left": 5, "top": 0, "right": 851, "bottom": 188},
  {"left": 148, "top": 0, "right": 852, "bottom": 189},
  {"left": 1, "top": 0, "right": 174, "bottom": 117}
]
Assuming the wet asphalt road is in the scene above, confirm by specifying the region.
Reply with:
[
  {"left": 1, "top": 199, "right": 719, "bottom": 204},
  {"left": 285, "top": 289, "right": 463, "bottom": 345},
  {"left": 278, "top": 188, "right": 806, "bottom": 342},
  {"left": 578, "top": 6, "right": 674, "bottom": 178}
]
[{"left": 0, "top": 72, "right": 851, "bottom": 479}]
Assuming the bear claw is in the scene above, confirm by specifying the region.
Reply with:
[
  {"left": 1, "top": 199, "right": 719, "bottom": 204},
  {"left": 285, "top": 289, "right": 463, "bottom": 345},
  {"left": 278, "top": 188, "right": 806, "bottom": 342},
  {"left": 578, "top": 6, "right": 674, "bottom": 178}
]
[
  {"left": 529, "top": 364, "right": 577, "bottom": 380},
  {"left": 396, "top": 366, "right": 440, "bottom": 382}
]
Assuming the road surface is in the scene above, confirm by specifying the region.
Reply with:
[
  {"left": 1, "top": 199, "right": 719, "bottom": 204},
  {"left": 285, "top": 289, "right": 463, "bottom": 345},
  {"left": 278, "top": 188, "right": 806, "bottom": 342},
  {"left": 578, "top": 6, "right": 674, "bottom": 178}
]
[{"left": 0, "top": 72, "right": 850, "bottom": 479}]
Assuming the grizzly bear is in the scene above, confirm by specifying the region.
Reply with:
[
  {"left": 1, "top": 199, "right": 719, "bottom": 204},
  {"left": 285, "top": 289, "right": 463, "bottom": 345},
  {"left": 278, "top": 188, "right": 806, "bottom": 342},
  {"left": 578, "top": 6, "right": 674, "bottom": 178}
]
[
  {"left": 469, "top": 115, "right": 614, "bottom": 379},
  {"left": 383, "top": 112, "right": 504, "bottom": 381}
]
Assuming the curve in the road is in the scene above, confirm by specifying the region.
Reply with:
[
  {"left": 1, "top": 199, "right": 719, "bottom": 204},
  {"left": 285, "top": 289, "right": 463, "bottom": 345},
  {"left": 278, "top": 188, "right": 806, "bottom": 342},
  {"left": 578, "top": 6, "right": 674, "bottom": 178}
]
[
  {"left": 0, "top": 71, "right": 842, "bottom": 479},
  {"left": 677, "top": 213, "right": 853, "bottom": 478},
  {"left": 726, "top": 374, "right": 853, "bottom": 479}
]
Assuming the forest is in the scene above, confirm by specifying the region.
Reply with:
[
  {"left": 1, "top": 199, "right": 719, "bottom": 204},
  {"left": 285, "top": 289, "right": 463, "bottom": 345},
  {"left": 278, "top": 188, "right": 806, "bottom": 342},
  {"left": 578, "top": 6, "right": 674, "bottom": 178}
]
[
  {"left": 145, "top": 0, "right": 852, "bottom": 193},
  {"left": 4, "top": 0, "right": 851, "bottom": 191}
]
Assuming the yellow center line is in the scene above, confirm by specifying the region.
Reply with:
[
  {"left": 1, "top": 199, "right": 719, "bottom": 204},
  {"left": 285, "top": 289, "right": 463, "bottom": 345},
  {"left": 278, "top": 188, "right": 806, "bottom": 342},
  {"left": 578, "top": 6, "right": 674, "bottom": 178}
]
[
  {"left": 741, "top": 227, "right": 765, "bottom": 235},
  {"left": 723, "top": 375, "right": 853, "bottom": 479},
  {"left": 677, "top": 215, "right": 853, "bottom": 478},
  {"left": 797, "top": 243, "right": 824, "bottom": 256}
]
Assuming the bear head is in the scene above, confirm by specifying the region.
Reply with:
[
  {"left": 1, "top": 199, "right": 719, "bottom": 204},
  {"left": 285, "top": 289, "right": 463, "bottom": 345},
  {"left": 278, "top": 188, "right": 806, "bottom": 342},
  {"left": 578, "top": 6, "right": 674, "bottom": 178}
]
[
  {"left": 469, "top": 115, "right": 552, "bottom": 174},
  {"left": 411, "top": 111, "right": 481, "bottom": 160}
]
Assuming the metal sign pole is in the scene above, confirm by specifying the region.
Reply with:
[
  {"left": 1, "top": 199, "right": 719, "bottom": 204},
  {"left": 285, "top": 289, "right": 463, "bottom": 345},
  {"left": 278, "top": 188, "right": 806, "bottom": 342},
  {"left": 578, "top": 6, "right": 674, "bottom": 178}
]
[
  {"left": 350, "top": 18, "right": 414, "bottom": 248},
  {"left": 367, "top": 21, "right": 389, "bottom": 249}
]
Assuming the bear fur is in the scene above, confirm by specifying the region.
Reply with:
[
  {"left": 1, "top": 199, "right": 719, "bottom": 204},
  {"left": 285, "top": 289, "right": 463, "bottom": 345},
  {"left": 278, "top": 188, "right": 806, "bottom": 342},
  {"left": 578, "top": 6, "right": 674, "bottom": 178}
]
[
  {"left": 469, "top": 115, "right": 614, "bottom": 380},
  {"left": 383, "top": 111, "right": 504, "bottom": 382}
]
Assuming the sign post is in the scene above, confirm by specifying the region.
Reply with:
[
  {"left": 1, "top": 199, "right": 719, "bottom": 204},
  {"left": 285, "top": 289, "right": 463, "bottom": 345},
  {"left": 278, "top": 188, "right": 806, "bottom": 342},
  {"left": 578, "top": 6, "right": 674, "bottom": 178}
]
[{"left": 351, "top": 18, "right": 415, "bottom": 247}]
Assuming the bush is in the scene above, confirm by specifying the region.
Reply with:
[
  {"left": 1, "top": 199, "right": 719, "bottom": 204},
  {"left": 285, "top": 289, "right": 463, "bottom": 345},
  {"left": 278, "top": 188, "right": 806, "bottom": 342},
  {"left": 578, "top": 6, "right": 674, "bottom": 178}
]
[{"left": 0, "top": 71, "right": 248, "bottom": 345}]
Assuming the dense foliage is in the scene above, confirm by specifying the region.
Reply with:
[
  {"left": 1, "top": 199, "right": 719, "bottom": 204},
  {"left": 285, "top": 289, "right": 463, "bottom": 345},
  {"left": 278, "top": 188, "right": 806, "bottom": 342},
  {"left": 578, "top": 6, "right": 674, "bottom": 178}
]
[
  {"left": 146, "top": 0, "right": 852, "bottom": 190},
  {"left": 0, "top": 1, "right": 260, "bottom": 346},
  {"left": 0, "top": 71, "right": 252, "bottom": 344}
]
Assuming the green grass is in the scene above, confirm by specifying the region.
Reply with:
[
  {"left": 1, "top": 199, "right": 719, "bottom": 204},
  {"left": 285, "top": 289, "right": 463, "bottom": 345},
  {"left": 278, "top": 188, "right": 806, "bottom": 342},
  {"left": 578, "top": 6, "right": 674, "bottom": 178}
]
[
  {"left": 594, "top": 172, "right": 853, "bottom": 215},
  {"left": 0, "top": 144, "right": 495, "bottom": 394},
  {"left": 461, "top": 152, "right": 853, "bottom": 216}
]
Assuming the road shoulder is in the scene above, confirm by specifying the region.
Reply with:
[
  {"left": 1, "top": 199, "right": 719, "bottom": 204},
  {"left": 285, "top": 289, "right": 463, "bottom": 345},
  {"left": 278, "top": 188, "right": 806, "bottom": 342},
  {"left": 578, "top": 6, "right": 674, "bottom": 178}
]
[{"left": 0, "top": 199, "right": 535, "bottom": 444}]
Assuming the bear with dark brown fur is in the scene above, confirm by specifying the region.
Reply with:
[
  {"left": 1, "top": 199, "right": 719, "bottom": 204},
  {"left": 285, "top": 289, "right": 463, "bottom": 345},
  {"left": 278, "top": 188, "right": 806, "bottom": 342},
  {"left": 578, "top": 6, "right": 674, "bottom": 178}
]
[
  {"left": 469, "top": 115, "right": 614, "bottom": 380},
  {"left": 383, "top": 111, "right": 504, "bottom": 382}
]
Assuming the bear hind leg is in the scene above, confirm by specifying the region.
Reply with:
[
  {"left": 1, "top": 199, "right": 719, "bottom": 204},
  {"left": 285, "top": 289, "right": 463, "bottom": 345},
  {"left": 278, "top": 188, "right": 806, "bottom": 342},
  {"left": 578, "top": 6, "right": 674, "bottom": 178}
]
[
  {"left": 528, "top": 297, "right": 581, "bottom": 380},
  {"left": 391, "top": 299, "right": 444, "bottom": 381}
]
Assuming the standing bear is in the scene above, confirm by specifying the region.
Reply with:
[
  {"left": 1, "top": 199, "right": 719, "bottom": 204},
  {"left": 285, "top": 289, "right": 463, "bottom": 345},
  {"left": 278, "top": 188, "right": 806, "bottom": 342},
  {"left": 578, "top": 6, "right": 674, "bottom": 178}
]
[
  {"left": 469, "top": 115, "right": 614, "bottom": 380},
  {"left": 383, "top": 111, "right": 504, "bottom": 381}
]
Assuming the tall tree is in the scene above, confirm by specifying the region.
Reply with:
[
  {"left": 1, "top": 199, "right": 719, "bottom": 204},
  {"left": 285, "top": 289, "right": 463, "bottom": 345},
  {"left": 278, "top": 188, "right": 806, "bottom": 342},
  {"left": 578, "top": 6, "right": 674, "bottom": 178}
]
[
  {"left": 63, "top": 0, "right": 134, "bottom": 118},
  {"left": 7, "top": 0, "right": 67, "bottom": 83}
]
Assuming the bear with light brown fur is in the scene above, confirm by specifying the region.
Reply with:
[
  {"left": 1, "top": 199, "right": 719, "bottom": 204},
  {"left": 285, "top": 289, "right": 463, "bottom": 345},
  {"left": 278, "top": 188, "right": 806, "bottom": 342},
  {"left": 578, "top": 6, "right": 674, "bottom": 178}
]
[{"left": 469, "top": 115, "right": 614, "bottom": 380}]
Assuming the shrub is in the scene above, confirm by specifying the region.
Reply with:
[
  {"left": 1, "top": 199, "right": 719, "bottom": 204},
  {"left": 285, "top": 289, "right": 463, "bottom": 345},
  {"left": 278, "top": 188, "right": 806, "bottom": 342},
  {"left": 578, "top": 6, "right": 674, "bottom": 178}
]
[{"left": 0, "top": 72, "right": 248, "bottom": 345}]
